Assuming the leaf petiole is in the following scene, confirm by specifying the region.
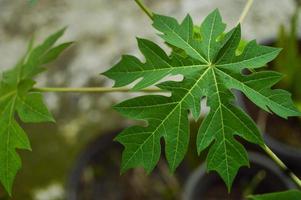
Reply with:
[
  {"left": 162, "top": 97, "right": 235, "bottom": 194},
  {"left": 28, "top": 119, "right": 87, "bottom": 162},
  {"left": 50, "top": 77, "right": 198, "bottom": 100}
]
[
  {"left": 238, "top": 0, "right": 254, "bottom": 24},
  {"left": 32, "top": 87, "right": 165, "bottom": 93},
  {"left": 262, "top": 144, "right": 301, "bottom": 188},
  {"left": 134, "top": 0, "right": 154, "bottom": 20}
]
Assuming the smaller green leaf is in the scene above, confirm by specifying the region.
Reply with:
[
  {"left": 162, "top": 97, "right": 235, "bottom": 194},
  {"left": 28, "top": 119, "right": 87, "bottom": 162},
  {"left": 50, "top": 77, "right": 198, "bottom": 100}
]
[
  {"left": 0, "top": 27, "right": 70, "bottom": 195},
  {"left": 40, "top": 42, "right": 73, "bottom": 64},
  {"left": 22, "top": 27, "right": 68, "bottom": 79},
  {"left": 35, "top": 27, "right": 67, "bottom": 55},
  {"left": 248, "top": 190, "right": 301, "bottom": 200}
]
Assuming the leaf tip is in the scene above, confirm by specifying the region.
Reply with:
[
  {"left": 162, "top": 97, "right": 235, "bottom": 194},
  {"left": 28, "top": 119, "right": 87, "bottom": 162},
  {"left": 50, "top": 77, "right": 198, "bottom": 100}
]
[
  {"left": 113, "top": 134, "right": 120, "bottom": 142},
  {"left": 119, "top": 167, "right": 127, "bottom": 175},
  {"left": 2, "top": 180, "right": 13, "bottom": 197},
  {"left": 211, "top": 8, "right": 222, "bottom": 18},
  {"left": 49, "top": 116, "right": 56, "bottom": 123},
  {"left": 167, "top": 162, "right": 177, "bottom": 174},
  {"left": 100, "top": 69, "right": 108, "bottom": 77},
  {"left": 60, "top": 26, "right": 68, "bottom": 33},
  {"left": 135, "top": 36, "right": 144, "bottom": 43},
  {"left": 64, "top": 41, "right": 75, "bottom": 47},
  {"left": 145, "top": 166, "right": 154, "bottom": 175}
]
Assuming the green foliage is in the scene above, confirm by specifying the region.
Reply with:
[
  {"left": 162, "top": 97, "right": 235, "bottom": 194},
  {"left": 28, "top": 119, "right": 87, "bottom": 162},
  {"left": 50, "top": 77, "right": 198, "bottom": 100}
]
[
  {"left": 28, "top": 0, "right": 38, "bottom": 6},
  {"left": 103, "top": 9, "right": 301, "bottom": 190},
  {"left": 274, "top": 8, "right": 301, "bottom": 110},
  {"left": 0, "top": 28, "right": 71, "bottom": 195},
  {"left": 248, "top": 190, "right": 301, "bottom": 200}
]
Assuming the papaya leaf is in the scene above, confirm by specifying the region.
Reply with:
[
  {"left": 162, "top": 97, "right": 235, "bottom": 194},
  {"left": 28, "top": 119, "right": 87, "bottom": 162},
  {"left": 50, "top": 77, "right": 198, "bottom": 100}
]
[
  {"left": 103, "top": 9, "right": 301, "bottom": 190},
  {"left": 248, "top": 190, "right": 301, "bottom": 200},
  {"left": 0, "top": 28, "right": 71, "bottom": 195}
]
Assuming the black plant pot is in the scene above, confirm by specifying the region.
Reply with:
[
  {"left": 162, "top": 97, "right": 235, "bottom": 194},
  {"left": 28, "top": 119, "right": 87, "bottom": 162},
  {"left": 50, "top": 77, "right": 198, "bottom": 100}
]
[
  {"left": 182, "top": 152, "right": 297, "bottom": 200},
  {"left": 66, "top": 129, "right": 188, "bottom": 200},
  {"left": 264, "top": 129, "right": 301, "bottom": 170}
]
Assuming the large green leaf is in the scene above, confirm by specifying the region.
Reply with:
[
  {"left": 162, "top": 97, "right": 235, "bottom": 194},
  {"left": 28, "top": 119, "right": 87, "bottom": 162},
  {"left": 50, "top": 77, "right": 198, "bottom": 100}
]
[
  {"left": 0, "top": 28, "right": 71, "bottom": 194},
  {"left": 103, "top": 9, "right": 300, "bottom": 190}
]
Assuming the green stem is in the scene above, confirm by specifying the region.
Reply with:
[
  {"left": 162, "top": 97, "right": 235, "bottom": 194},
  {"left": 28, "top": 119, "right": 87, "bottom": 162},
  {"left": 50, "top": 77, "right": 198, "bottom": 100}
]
[
  {"left": 32, "top": 87, "right": 164, "bottom": 93},
  {"left": 238, "top": 0, "right": 254, "bottom": 24},
  {"left": 134, "top": 0, "right": 154, "bottom": 20},
  {"left": 262, "top": 144, "right": 301, "bottom": 188},
  {"left": 243, "top": 170, "right": 266, "bottom": 197}
]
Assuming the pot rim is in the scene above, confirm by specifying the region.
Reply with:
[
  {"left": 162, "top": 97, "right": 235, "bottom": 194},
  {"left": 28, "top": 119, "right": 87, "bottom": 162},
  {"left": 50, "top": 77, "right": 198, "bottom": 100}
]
[{"left": 182, "top": 152, "right": 297, "bottom": 200}]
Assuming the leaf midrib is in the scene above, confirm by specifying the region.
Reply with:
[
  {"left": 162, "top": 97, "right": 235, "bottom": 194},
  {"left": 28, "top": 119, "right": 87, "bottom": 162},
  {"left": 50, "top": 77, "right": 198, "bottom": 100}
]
[
  {"left": 108, "top": 64, "right": 207, "bottom": 74},
  {"left": 207, "top": 11, "right": 217, "bottom": 62},
  {"left": 211, "top": 68, "right": 230, "bottom": 185},
  {"left": 4, "top": 96, "right": 17, "bottom": 189}
]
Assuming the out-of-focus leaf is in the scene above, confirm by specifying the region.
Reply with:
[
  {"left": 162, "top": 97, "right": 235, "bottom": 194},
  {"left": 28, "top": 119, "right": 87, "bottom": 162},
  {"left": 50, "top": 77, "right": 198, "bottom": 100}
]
[
  {"left": 0, "top": 28, "right": 71, "bottom": 195},
  {"left": 248, "top": 190, "right": 301, "bottom": 200}
]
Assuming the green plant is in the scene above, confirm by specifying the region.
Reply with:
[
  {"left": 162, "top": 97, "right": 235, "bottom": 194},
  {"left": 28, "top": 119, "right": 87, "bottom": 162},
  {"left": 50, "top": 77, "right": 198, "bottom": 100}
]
[
  {"left": 0, "top": 0, "right": 300, "bottom": 198},
  {"left": 273, "top": 6, "right": 301, "bottom": 110}
]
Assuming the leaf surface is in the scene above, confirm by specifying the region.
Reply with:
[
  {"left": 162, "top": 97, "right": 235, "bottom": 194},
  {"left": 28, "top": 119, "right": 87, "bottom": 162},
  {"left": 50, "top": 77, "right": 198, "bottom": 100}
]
[{"left": 103, "top": 9, "right": 300, "bottom": 190}]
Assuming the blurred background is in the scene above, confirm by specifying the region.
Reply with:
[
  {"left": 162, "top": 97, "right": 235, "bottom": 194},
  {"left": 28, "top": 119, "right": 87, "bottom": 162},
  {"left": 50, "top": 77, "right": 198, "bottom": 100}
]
[{"left": 0, "top": 0, "right": 300, "bottom": 199}]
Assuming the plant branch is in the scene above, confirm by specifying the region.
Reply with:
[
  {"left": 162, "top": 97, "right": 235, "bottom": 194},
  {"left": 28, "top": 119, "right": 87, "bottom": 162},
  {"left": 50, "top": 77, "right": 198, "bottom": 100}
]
[
  {"left": 134, "top": 0, "right": 154, "bottom": 20},
  {"left": 238, "top": 0, "right": 254, "bottom": 24},
  {"left": 262, "top": 144, "right": 301, "bottom": 188},
  {"left": 32, "top": 87, "right": 165, "bottom": 93}
]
